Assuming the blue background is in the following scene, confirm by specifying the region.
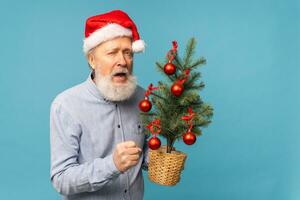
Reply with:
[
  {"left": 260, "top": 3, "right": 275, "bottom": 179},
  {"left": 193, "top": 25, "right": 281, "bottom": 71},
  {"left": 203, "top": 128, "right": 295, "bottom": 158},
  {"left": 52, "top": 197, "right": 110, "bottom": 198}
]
[{"left": 0, "top": 0, "right": 299, "bottom": 199}]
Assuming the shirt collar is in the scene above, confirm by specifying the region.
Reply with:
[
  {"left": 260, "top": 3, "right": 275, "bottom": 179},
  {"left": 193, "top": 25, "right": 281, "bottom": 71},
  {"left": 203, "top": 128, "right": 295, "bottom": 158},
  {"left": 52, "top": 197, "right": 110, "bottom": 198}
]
[{"left": 85, "top": 72, "right": 112, "bottom": 104}]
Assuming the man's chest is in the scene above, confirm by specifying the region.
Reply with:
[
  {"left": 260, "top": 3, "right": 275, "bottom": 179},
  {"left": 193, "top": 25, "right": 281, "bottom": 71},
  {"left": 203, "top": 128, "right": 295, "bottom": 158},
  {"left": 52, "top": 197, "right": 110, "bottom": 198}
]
[{"left": 77, "top": 103, "right": 145, "bottom": 158}]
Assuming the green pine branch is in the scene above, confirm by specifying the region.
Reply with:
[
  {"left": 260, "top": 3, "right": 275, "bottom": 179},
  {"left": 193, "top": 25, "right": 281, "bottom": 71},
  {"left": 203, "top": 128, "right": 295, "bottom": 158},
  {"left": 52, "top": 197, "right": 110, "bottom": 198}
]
[
  {"left": 189, "top": 57, "right": 206, "bottom": 70},
  {"left": 173, "top": 55, "right": 184, "bottom": 71},
  {"left": 183, "top": 38, "right": 196, "bottom": 69}
]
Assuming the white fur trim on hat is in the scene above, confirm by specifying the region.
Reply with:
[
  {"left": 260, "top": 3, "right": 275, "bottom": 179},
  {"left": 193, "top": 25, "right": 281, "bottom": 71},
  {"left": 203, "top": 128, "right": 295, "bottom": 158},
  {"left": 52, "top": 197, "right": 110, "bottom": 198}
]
[
  {"left": 132, "top": 40, "right": 145, "bottom": 53},
  {"left": 83, "top": 23, "right": 132, "bottom": 54}
]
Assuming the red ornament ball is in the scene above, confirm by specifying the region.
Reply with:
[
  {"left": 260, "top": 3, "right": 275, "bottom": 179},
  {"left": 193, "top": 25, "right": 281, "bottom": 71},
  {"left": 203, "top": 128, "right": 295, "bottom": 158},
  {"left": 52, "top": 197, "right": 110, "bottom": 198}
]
[
  {"left": 171, "top": 83, "right": 184, "bottom": 97},
  {"left": 183, "top": 132, "right": 196, "bottom": 145},
  {"left": 148, "top": 137, "right": 161, "bottom": 150},
  {"left": 164, "top": 62, "right": 176, "bottom": 75},
  {"left": 139, "top": 99, "right": 152, "bottom": 112}
]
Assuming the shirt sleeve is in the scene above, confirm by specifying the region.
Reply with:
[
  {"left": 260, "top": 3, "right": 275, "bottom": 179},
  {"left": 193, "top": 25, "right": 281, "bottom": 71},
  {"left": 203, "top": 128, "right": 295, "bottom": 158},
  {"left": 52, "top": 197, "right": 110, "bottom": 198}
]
[{"left": 50, "top": 102, "right": 121, "bottom": 195}]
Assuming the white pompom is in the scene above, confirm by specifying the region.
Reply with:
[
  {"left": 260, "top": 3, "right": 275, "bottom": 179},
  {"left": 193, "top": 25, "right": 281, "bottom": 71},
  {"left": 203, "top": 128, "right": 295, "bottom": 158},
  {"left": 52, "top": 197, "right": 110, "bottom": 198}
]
[{"left": 132, "top": 40, "right": 146, "bottom": 53}]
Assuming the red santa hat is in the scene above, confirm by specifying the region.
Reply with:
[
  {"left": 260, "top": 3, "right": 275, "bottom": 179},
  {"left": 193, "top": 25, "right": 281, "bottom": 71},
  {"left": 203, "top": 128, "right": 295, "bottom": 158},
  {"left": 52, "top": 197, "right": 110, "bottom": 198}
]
[{"left": 83, "top": 10, "right": 145, "bottom": 55}]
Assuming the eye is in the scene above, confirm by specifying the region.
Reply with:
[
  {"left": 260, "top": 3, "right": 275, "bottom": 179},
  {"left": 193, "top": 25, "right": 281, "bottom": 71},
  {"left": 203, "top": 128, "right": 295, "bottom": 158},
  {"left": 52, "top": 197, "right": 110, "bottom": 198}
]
[
  {"left": 124, "top": 50, "right": 133, "bottom": 58},
  {"left": 107, "top": 50, "right": 117, "bottom": 55}
]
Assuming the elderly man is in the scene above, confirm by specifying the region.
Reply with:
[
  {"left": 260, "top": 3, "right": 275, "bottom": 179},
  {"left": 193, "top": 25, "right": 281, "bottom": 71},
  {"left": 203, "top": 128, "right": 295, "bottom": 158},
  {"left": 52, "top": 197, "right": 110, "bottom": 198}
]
[{"left": 50, "top": 10, "right": 148, "bottom": 200}]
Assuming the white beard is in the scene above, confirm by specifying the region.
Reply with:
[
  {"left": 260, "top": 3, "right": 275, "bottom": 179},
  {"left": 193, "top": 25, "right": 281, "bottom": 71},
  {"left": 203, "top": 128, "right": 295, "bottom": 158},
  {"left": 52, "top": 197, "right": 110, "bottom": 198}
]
[{"left": 94, "top": 69, "right": 137, "bottom": 102}]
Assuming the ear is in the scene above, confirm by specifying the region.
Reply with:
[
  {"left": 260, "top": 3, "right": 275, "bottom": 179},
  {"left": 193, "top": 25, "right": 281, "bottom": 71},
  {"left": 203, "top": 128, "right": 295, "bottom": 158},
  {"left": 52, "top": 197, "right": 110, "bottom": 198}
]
[{"left": 87, "top": 53, "right": 95, "bottom": 70}]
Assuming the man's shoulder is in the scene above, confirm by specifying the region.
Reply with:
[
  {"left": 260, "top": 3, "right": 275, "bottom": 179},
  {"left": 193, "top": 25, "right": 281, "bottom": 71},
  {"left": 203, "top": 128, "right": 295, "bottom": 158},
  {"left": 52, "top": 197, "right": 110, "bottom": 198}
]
[
  {"left": 51, "top": 81, "right": 86, "bottom": 108},
  {"left": 136, "top": 85, "right": 146, "bottom": 94},
  {"left": 134, "top": 85, "right": 146, "bottom": 100}
]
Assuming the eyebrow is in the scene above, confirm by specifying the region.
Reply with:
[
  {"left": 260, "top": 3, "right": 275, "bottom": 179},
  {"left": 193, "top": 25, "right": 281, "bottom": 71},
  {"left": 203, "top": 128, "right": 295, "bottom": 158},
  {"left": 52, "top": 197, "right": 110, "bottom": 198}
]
[
  {"left": 123, "top": 48, "right": 132, "bottom": 52},
  {"left": 106, "top": 47, "right": 132, "bottom": 52},
  {"left": 106, "top": 47, "right": 119, "bottom": 52}
]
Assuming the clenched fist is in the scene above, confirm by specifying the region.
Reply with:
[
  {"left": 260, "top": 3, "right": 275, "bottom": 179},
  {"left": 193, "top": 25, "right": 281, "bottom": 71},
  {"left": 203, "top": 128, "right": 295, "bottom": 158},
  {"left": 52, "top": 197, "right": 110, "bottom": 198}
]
[{"left": 113, "top": 141, "right": 142, "bottom": 173}]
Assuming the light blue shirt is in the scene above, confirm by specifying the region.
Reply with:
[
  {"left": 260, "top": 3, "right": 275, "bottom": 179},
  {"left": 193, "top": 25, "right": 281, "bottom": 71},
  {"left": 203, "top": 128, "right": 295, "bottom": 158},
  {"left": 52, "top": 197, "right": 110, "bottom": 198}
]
[{"left": 50, "top": 73, "right": 148, "bottom": 200}]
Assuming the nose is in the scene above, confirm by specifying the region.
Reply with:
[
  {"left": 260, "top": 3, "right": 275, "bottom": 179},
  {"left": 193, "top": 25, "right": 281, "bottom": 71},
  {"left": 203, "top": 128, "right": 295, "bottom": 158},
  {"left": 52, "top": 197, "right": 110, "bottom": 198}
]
[{"left": 117, "top": 52, "right": 127, "bottom": 67}]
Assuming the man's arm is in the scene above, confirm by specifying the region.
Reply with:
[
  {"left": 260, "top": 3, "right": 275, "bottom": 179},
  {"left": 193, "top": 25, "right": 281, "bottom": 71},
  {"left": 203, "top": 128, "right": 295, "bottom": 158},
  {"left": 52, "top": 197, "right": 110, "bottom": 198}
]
[{"left": 50, "top": 102, "right": 121, "bottom": 196}]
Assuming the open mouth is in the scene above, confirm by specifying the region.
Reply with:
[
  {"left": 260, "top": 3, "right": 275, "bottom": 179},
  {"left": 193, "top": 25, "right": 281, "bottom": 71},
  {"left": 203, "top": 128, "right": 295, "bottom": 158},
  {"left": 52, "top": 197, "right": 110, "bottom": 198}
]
[
  {"left": 113, "top": 72, "right": 127, "bottom": 77},
  {"left": 112, "top": 72, "right": 128, "bottom": 82}
]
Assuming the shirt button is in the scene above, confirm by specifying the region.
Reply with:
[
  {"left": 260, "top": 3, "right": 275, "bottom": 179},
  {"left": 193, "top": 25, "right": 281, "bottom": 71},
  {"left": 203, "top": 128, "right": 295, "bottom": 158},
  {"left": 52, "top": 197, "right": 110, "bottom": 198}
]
[
  {"left": 124, "top": 189, "right": 127, "bottom": 193},
  {"left": 118, "top": 125, "right": 121, "bottom": 128}
]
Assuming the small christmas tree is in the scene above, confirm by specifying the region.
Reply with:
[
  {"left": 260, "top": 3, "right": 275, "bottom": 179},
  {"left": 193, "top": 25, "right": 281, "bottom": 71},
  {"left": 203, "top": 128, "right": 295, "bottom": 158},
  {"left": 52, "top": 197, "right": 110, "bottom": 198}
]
[{"left": 139, "top": 38, "right": 213, "bottom": 153}]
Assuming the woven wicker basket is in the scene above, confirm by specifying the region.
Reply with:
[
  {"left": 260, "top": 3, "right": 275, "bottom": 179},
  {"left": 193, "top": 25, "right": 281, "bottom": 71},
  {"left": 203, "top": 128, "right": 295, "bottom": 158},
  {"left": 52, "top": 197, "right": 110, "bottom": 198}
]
[{"left": 148, "top": 146, "right": 187, "bottom": 186}]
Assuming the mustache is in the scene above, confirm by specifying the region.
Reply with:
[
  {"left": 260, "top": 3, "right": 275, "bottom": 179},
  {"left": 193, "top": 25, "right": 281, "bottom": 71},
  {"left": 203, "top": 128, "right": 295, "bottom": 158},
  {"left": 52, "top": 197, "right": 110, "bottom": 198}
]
[{"left": 111, "top": 68, "right": 130, "bottom": 76}]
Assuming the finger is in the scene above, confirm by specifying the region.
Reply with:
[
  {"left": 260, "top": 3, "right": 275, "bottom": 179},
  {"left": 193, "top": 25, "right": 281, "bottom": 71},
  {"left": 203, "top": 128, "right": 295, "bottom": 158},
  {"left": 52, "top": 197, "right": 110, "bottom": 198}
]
[
  {"left": 126, "top": 147, "right": 142, "bottom": 155},
  {"left": 123, "top": 154, "right": 139, "bottom": 163},
  {"left": 122, "top": 141, "right": 137, "bottom": 148},
  {"left": 127, "top": 155, "right": 140, "bottom": 162},
  {"left": 129, "top": 159, "right": 139, "bottom": 166}
]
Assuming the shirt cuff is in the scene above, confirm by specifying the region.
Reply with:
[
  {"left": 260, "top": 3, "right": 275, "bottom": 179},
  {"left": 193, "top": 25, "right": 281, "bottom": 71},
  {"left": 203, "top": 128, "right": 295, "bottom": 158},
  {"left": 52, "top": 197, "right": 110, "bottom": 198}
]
[{"left": 103, "top": 154, "right": 121, "bottom": 178}]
